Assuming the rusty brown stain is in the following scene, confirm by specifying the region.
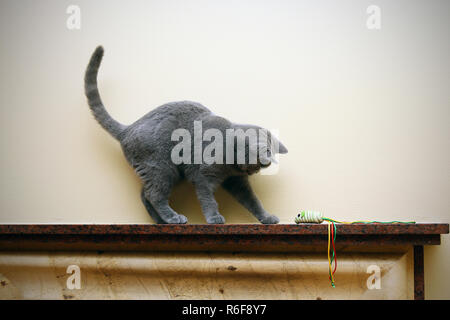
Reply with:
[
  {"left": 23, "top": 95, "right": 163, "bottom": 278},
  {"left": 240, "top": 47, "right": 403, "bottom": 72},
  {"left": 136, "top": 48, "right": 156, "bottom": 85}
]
[{"left": 0, "top": 280, "right": 7, "bottom": 286}]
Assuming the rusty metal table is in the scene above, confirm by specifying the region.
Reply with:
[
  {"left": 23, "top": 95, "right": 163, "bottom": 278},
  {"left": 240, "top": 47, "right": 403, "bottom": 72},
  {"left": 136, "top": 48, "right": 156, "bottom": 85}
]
[{"left": 0, "top": 223, "right": 448, "bottom": 300}]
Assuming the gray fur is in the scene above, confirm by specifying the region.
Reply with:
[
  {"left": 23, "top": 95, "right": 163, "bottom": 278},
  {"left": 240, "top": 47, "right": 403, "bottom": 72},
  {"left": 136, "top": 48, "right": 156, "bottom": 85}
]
[
  {"left": 84, "top": 46, "right": 288, "bottom": 224},
  {"left": 84, "top": 47, "right": 126, "bottom": 140}
]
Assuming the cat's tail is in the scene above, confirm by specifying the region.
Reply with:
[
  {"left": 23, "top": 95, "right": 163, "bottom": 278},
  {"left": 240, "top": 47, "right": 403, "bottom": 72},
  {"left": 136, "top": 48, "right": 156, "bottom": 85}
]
[{"left": 84, "top": 46, "right": 127, "bottom": 140}]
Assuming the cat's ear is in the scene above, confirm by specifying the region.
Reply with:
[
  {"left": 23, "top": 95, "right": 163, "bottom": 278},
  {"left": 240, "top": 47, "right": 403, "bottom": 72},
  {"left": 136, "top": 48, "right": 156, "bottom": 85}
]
[
  {"left": 270, "top": 135, "right": 288, "bottom": 154},
  {"left": 277, "top": 140, "right": 288, "bottom": 154}
]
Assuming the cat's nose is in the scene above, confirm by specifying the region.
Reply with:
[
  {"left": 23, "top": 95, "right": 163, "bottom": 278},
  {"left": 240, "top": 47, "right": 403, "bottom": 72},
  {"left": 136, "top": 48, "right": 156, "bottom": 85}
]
[{"left": 260, "top": 161, "right": 271, "bottom": 168}]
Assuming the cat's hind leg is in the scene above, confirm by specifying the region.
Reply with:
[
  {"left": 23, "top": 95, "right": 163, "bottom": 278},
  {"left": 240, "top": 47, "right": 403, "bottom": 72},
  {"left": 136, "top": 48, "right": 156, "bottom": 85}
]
[
  {"left": 139, "top": 163, "right": 188, "bottom": 224},
  {"left": 140, "top": 189, "right": 166, "bottom": 224},
  {"left": 193, "top": 178, "right": 226, "bottom": 224}
]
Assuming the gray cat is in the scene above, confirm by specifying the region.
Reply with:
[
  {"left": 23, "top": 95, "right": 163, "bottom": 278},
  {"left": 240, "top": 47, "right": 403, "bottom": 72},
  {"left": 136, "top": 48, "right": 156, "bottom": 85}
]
[{"left": 84, "top": 46, "right": 288, "bottom": 224}]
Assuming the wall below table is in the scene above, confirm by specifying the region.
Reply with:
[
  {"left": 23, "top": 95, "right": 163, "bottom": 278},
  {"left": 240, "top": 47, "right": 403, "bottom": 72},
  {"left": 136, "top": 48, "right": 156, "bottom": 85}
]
[{"left": 0, "top": 250, "right": 413, "bottom": 300}]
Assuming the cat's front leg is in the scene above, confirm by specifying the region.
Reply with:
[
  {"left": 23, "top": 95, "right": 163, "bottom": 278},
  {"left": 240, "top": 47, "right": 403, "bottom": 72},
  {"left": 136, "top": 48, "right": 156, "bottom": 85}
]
[
  {"left": 193, "top": 179, "right": 225, "bottom": 224},
  {"left": 222, "top": 176, "right": 280, "bottom": 224}
]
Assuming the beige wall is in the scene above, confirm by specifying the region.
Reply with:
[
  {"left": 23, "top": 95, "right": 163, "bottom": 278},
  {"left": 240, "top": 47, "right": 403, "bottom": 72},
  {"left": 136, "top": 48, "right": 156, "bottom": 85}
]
[
  {"left": 0, "top": 251, "right": 414, "bottom": 300},
  {"left": 0, "top": 0, "right": 448, "bottom": 298}
]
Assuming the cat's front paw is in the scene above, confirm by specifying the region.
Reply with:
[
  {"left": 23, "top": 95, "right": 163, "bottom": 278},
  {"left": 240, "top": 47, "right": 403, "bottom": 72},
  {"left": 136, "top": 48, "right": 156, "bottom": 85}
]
[
  {"left": 165, "top": 214, "right": 188, "bottom": 224},
  {"left": 206, "top": 214, "right": 226, "bottom": 224},
  {"left": 259, "top": 214, "right": 280, "bottom": 224}
]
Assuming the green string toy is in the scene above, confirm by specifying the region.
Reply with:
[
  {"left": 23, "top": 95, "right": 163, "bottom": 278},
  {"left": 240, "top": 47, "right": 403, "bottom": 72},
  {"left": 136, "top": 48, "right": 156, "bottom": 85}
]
[{"left": 294, "top": 210, "right": 415, "bottom": 287}]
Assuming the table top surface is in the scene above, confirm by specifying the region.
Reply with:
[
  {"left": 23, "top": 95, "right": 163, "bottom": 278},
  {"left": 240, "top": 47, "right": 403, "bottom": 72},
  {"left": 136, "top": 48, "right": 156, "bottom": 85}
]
[{"left": 0, "top": 223, "right": 448, "bottom": 235}]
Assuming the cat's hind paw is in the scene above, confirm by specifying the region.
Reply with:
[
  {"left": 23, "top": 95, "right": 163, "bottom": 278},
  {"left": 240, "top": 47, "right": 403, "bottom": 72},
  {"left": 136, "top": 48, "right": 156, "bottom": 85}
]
[
  {"left": 206, "top": 214, "right": 226, "bottom": 224},
  {"left": 164, "top": 214, "right": 188, "bottom": 224},
  {"left": 259, "top": 214, "right": 280, "bottom": 224}
]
